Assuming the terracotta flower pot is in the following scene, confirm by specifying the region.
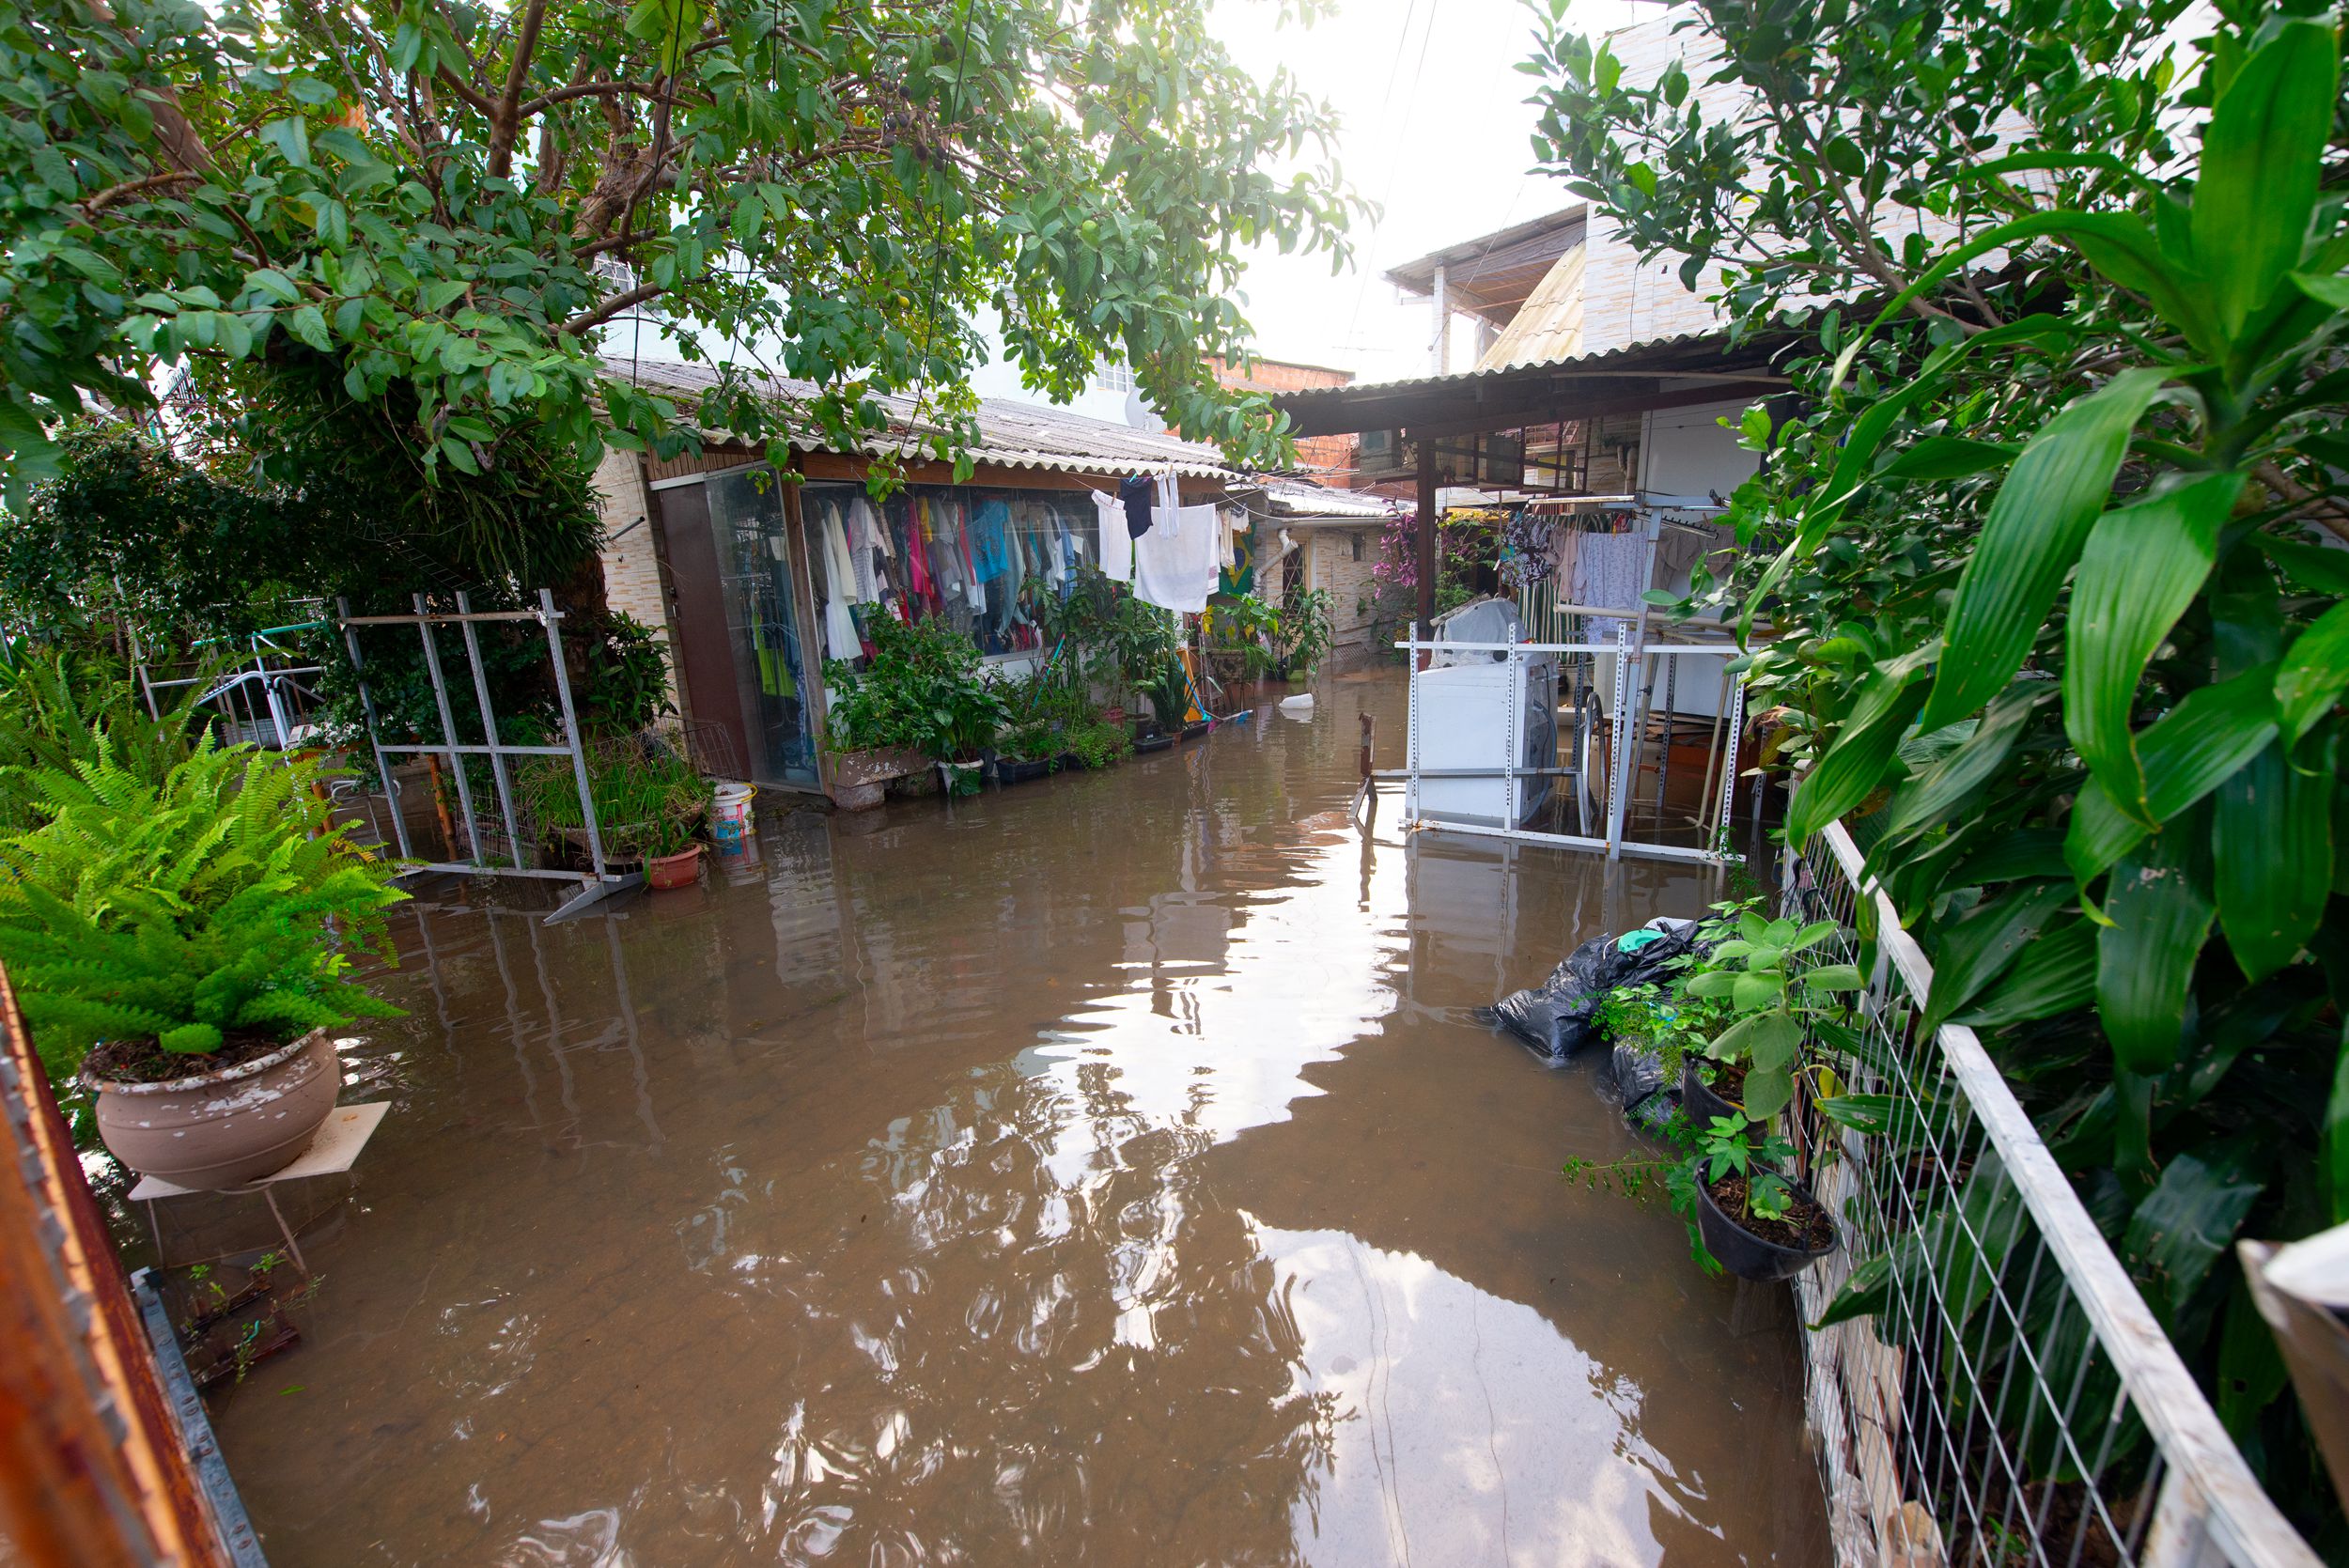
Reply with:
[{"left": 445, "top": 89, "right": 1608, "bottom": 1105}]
[
  {"left": 646, "top": 843, "right": 704, "bottom": 889},
  {"left": 86, "top": 1029, "right": 340, "bottom": 1191}
]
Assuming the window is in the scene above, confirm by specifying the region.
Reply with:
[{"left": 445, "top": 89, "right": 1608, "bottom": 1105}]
[
  {"left": 801, "top": 481, "right": 1102, "bottom": 663},
  {"left": 1350, "top": 533, "right": 1365, "bottom": 563},
  {"left": 1091, "top": 359, "right": 1135, "bottom": 396}
]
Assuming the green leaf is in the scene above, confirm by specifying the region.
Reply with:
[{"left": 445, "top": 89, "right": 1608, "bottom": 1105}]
[
  {"left": 1800, "top": 963, "right": 1864, "bottom": 992},
  {"left": 2328, "top": 1030, "right": 2349, "bottom": 1223},
  {"left": 1731, "top": 971, "right": 1784, "bottom": 1012},
  {"left": 1785, "top": 674, "right": 1930, "bottom": 842},
  {"left": 2097, "top": 821, "right": 2214, "bottom": 1073},
  {"left": 244, "top": 267, "right": 303, "bottom": 305},
  {"left": 2276, "top": 599, "right": 2349, "bottom": 746},
  {"left": 1921, "top": 368, "right": 2170, "bottom": 731},
  {"left": 2256, "top": 533, "right": 2349, "bottom": 598},
  {"left": 2063, "top": 663, "right": 2281, "bottom": 880},
  {"left": 2214, "top": 733, "right": 2332, "bottom": 981},
  {"left": 1886, "top": 682, "right": 2043, "bottom": 836},
  {"left": 288, "top": 304, "right": 333, "bottom": 351},
  {"left": 1952, "top": 916, "right": 2098, "bottom": 1028},
  {"left": 259, "top": 116, "right": 312, "bottom": 167},
  {"left": 1875, "top": 436, "right": 2016, "bottom": 481},
  {"left": 2190, "top": 19, "right": 2341, "bottom": 338},
  {"left": 1684, "top": 969, "right": 1737, "bottom": 999},
  {"left": 2064, "top": 474, "right": 2242, "bottom": 816},
  {"left": 2291, "top": 271, "right": 2349, "bottom": 312},
  {"left": 1713, "top": 1009, "right": 1802, "bottom": 1071},
  {"left": 438, "top": 436, "right": 480, "bottom": 475},
  {"left": 1739, "top": 1063, "right": 1794, "bottom": 1123},
  {"left": 1925, "top": 879, "right": 2075, "bottom": 1032},
  {"left": 2123, "top": 1141, "right": 2263, "bottom": 1326}
]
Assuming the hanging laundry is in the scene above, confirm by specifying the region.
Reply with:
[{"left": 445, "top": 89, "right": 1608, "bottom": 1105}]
[
  {"left": 1575, "top": 528, "right": 1652, "bottom": 646},
  {"left": 969, "top": 497, "right": 1013, "bottom": 582},
  {"left": 1118, "top": 474, "right": 1155, "bottom": 538},
  {"left": 1094, "top": 492, "right": 1135, "bottom": 582},
  {"left": 817, "top": 499, "right": 862, "bottom": 660},
  {"left": 1135, "top": 503, "right": 1221, "bottom": 613}
]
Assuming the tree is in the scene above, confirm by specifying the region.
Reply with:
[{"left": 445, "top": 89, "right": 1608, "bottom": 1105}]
[
  {"left": 1528, "top": 0, "right": 2349, "bottom": 1541},
  {"left": 0, "top": 0, "right": 1358, "bottom": 507}
]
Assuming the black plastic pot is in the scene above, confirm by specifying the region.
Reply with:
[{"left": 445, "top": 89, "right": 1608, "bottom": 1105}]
[
  {"left": 996, "top": 756, "right": 1053, "bottom": 785},
  {"left": 1056, "top": 752, "right": 1086, "bottom": 771},
  {"left": 1695, "top": 1168, "right": 1840, "bottom": 1282},
  {"left": 1680, "top": 1061, "right": 1743, "bottom": 1128},
  {"left": 1134, "top": 733, "right": 1174, "bottom": 753},
  {"left": 1180, "top": 720, "right": 1210, "bottom": 740}
]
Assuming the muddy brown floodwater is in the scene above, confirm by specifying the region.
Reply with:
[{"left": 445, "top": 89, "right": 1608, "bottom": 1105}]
[{"left": 178, "top": 668, "right": 1827, "bottom": 1565}]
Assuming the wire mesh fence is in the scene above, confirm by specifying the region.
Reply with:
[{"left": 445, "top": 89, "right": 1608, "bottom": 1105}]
[{"left": 1780, "top": 822, "right": 2319, "bottom": 1568}]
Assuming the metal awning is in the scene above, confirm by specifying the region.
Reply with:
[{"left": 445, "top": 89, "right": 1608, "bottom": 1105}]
[{"left": 1270, "top": 330, "right": 1797, "bottom": 439}]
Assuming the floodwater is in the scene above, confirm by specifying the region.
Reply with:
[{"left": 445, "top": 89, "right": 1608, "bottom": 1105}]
[{"left": 187, "top": 669, "right": 1828, "bottom": 1565}]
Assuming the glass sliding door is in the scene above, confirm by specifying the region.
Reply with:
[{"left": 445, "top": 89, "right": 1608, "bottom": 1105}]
[{"left": 705, "top": 466, "right": 819, "bottom": 787}]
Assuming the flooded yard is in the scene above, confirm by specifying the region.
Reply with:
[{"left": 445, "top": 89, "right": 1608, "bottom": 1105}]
[{"left": 185, "top": 670, "right": 1826, "bottom": 1565}]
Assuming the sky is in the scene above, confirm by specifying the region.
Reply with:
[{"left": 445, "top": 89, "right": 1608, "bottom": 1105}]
[{"left": 1211, "top": 0, "right": 1648, "bottom": 386}]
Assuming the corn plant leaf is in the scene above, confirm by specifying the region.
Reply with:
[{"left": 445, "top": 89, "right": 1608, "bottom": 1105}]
[
  {"left": 2277, "top": 599, "right": 2349, "bottom": 746},
  {"left": 2097, "top": 824, "right": 2215, "bottom": 1074},
  {"left": 2063, "top": 663, "right": 2281, "bottom": 881},
  {"left": 1875, "top": 436, "right": 2017, "bottom": 481},
  {"left": 2123, "top": 1141, "right": 2264, "bottom": 1327},
  {"left": 2255, "top": 533, "right": 2349, "bottom": 597},
  {"left": 1924, "top": 879, "right": 2076, "bottom": 1032},
  {"left": 2329, "top": 1029, "right": 2349, "bottom": 1223},
  {"left": 2191, "top": 18, "right": 2341, "bottom": 338},
  {"left": 1921, "top": 368, "right": 2170, "bottom": 732},
  {"left": 1887, "top": 681, "right": 2045, "bottom": 836},
  {"left": 2064, "top": 474, "right": 2242, "bottom": 818},
  {"left": 1952, "top": 915, "right": 2098, "bottom": 1028},
  {"left": 2214, "top": 732, "right": 2333, "bottom": 981},
  {"left": 1786, "top": 676, "right": 1930, "bottom": 843}
]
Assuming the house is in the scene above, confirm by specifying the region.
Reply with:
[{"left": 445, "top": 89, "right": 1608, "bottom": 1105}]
[
  {"left": 590, "top": 358, "right": 1241, "bottom": 794},
  {"left": 1247, "top": 479, "right": 1398, "bottom": 669}
]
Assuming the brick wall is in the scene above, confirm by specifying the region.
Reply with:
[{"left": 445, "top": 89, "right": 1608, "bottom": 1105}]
[
  {"left": 589, "top": 445, "right": 681, "bottom": 709},
  {"left": 1205, "top": 356, "right": 1358, "bottom": 481}
]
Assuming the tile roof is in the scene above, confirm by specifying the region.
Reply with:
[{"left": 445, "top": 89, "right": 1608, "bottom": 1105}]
[{"left": 605, "top": 356, "right": 1238, "bottom": 480}]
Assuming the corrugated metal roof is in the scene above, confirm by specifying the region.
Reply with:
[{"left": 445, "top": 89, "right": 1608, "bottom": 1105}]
[
  {"left": 1275, "top": 329, "right": 1748, "bottom": 404},
  {"left": 1475, "top": 244, "right": 1586, "bottom": 371},
  {"left": 1383, "top": 208, "right": 1590, "bottom": 325},
  {"left": 1268, "top": 327, "right": 1797, "bottom": 440},
  {"left": 1250, "top": 479, "right": 1398, "bottom": 520},
  {"left": 606, "top": 356, "right": 1238, "bottom": 481}
]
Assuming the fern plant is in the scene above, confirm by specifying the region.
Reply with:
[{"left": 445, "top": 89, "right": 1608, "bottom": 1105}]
[{"left": 0, "top": 732, "right": 407, "bottom": 1086}]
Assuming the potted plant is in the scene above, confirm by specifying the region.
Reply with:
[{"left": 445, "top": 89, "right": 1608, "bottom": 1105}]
[
  {"left": 1273, "top": 587, "right": 1334, "bottom": 682},
  {"left": 1065, "top": 717, "right": 1134, "bottom": 770},
  {"left": 819, "top": 637, "right": 928, "bottom": 811},
  {"left": 992, "top": 718, "right": 1061, "bottom": 784},
  {"left": 524, "top": 737, "right": 712, "bottom": 873},
  {"left": 1688, "top": 1116, "right": 1840, "bottom": 1281},
  {"left": 0, "top": 737, "right": 406, "bottom": 1189}
]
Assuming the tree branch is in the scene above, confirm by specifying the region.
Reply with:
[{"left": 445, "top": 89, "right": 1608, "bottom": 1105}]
[
  {"left": 563, "top": 281, "right": 668, "bottom": 336},
  {"left": 484, "top": 0, "right": 550, "bottom": 179},
  {"left": 80, "top": 168, "right": 199, "bottom": 215}
]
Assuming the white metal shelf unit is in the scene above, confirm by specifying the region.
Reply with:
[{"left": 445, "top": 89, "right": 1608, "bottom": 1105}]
[{"left": 1395, "top": 635, "right": 1747, "bottom": 864}]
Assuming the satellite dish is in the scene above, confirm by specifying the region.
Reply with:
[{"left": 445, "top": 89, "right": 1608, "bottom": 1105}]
[{"left": 1124, "top": 389, "right": 1159, "bottom": 430}]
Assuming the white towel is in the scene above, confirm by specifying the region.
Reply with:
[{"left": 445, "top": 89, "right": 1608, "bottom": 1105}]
[
  {"left": 1094, "top": 492, "right": 1134, "bottom": 582},
  {"left": 1135, "top": 504, "right": 1221, "bottom": 613}
]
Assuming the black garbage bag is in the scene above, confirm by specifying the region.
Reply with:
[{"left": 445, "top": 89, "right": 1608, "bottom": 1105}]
[
  {"left": 1610, "top": 1041, "right": 1681, "bottom": 1132},
  {"left": 1481, "top": 918, "right": 1700, "bottom": 1063}
]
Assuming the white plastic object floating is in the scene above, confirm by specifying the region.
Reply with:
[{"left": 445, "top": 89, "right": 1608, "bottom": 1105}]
[{"left": 1278, "top": 692, "right": 1315, "bottom": 715}]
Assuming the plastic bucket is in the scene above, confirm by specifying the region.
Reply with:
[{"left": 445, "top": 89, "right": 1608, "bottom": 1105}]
[{"left": 712, "top": 780, "right": 755, "bottom": 833}]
